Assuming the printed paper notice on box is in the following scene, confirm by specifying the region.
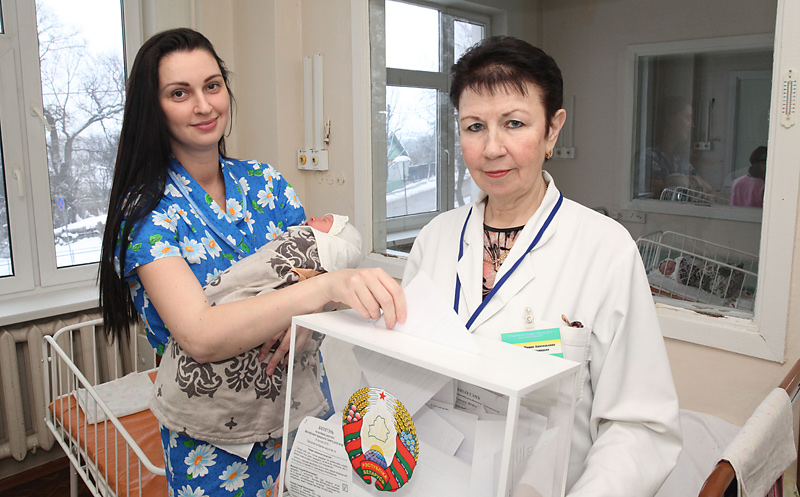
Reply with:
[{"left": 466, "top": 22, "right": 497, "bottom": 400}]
[
  {"left": 501, "top": 328, "right": 563, "bottom": 358},
  {"left": 285, "top": 416, "right": 353, "bottom": 496}
]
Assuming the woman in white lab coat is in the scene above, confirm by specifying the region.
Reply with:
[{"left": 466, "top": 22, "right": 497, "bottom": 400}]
[{"left": 402, "top": 36, "right": 681, "bottom": 497}]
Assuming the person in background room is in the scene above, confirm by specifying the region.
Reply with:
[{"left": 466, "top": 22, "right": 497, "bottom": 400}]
[
  {"left": 647, "top": 96, "right": 716, "bottom": 200},
  {"left": 402, "top": 36, "right": 681, "bottom": 497},
  {"left": 730, "top": 145, "right": 767, "bottom": 208},
  {"left": 98, "top": 28, "right": 404, "bottom": 496}
]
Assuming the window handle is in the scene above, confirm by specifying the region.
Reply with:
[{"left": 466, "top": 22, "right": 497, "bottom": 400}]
[
  {"left": 29, "top": 103, "right": 52, "bottom": 131},
  {"left": 11, "top": 167, "right": 24, "bottom": 198}
]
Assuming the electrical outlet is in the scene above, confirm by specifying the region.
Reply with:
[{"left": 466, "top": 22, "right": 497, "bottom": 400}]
[
  {"left": 693, "top": 142, "right": 711, "bottom": 150},
  {"left": 616, "top": 210, "right": 646, "bottom": 223},
  {"left": 315, "top": 171, "right": 345, "bottom": 186},
  {"left": 553, "top": 147, "right": 575, "bottom": 159},
  {"left": 297, "top": 149, "right": 329, "bottom": 171}
]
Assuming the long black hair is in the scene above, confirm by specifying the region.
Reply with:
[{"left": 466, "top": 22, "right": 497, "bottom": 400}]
[{"left": 99, "top": 28, "right": 235, "bottom": 342}]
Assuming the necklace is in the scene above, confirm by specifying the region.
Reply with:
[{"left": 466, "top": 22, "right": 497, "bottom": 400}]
[
  {"left": 483, "top": 252, "right": 509, "bottom": 269},
  {"left": 483, "top": 225, "right": 523, "bottom": 271}
]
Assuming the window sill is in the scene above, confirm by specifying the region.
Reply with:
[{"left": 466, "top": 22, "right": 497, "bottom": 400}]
[
  {"left": 0, "top": 282, "right": 99, "bottom": 327},
  {"left": 360, "top": 252, "right": 408, "bottom": 280},
  {"left": 628, "top": 199, "right": 763, "bottom": 223},
  {"left": 655, "top": 302, "right": 781, "bottom": 361}
]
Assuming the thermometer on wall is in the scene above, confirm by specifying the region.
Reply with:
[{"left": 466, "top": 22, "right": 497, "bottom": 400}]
[{"left": 782, "top": 69, "right": 797, "bottom": 128}]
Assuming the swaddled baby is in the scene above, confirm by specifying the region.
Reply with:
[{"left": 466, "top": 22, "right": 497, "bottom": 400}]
[
  {"left": 151, "top": 214, "right": 363, "bottom": 446},
  {"left": 204, "top": 214, "right": 363, "bottom": 304},
  {"left": 657, "top": 255, "right": 745, "bottom": 299}
]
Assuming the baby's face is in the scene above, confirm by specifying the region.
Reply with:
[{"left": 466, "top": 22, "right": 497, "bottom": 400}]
[{"left": 306, "top": 214, "right": 334, "bottom": 233}]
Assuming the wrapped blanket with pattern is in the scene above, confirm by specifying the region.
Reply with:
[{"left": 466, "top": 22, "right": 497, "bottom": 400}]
[{"left": 150, "top": 222, "right": 363, "bottom": 444}]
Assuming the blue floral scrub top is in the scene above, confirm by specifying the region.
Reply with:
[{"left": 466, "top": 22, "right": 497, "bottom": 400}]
[{"left": 119, "top": 157, "right": 305, "bottom": 354}]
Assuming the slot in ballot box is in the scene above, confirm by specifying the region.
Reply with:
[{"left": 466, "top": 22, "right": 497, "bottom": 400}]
[{"left": 278, "top": 309, "right": 580, "bottom": 497}]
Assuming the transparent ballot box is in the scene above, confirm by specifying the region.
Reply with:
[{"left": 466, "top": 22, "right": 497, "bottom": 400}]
[{"left": 278, "top": 309, "right": 580, "bottom": 497}]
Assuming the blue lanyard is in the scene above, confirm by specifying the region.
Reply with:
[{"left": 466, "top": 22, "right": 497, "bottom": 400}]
[
  {"left": 168, "top": 167, "right": 250, "bottom": 259},
  {"left": 455, "top": 192, "right": 563, "bottom": 330}
]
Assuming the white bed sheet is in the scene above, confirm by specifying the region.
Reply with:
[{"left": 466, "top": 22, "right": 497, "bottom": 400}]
[{"left": 655, "top": 409, "right": 741, "bottom": 497}]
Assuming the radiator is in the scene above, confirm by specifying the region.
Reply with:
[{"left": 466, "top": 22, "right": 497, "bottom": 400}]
[{"left": 0, "top": 312, "right": 151, "bottom": 463}]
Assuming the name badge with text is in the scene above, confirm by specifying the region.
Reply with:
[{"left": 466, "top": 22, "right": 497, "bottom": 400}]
[{"left": 501, "top": 327, "right": 563, "bottom": 358}]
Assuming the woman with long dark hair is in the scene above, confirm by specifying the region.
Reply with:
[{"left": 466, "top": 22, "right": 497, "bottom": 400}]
[{"left": 99, "top": 28, "right": 404, "bottom": 495}]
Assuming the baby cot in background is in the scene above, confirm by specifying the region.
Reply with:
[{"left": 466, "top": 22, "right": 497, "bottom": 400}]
[
  {"left": 637, "top": 231, "right": 758, "bottom": 313},
  {"left": 659, "top": 186, "right": 730, "bottom": 206},
  {"left": 42, "top": 318, "right": 166, "bottom": 497}
]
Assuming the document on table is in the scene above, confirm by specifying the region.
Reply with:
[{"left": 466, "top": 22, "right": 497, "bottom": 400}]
[
  {"left": 511, "top": 428, "right": 559, "bottom": 497},
  {"left": 469, "top": 417, "right": 506, "bottom": 497},
  {"left": 431, "top": 379, "right": 457, "bottom": 405},
  {"left": 425, "top": 399, "right": 480, "bottom": 463},
  {"left": 456, "top": 382, "right": 509, "bottom": 416}
]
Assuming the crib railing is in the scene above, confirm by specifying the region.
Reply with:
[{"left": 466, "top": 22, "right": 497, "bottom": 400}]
[{"left": 42, "top": 318, "right": 162, "bottom": 497}]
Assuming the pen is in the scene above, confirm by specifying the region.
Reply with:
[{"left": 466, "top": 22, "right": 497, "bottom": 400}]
[{"left": 561, "top": 314, "right": 584, "bottom": 328}]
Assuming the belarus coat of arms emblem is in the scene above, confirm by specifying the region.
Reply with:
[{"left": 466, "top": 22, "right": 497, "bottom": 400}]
[{"left": 342, "top": 388, "right": 419, "bottom": 491}]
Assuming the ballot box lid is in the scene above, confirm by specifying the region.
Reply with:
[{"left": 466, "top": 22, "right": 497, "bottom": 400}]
[{"left": 293, "top": 309, "right": 579, "bottom": 398}]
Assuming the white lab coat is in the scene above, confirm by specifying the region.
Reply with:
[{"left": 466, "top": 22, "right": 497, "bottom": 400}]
[{"left": 403, "top": 172, "right": 681, "bottom": 497}]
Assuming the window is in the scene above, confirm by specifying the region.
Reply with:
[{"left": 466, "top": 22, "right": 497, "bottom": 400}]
[
  {"left": 633, "top": 50, "right": 772, "bottom": 208},
  {"left": 627, "top": 37, "right": 774, "bottom": 320},
  {"left": 369, "top": 0, "right": 487, "bottom": 255},
  {"left": 619, "top": 27, "right": 795, "bottom": 361},
  {"left": 0, "top": 0, "right": 141, "bottom": 323},
  {"left": 629, "top": 39, "right": 773, "bottom": 222}
]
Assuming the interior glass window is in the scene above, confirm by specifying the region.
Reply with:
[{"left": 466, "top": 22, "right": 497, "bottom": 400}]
[
  {"left": 631, "top": 47, "right": 773, "bottom": 317},
  {"left": 632, "top": 50, "right": 772, "bottom": 206}
]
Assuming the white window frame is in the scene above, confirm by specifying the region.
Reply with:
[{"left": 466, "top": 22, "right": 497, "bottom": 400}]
[
  {"left": 0, "top": 8, "right": 36, "bottom": 296},
  {"left": 368, "top": 0, "right": 490, "bottom": 255},
  {"left": 0, "top": 0, "right": 142, "bottom": 326},
  {"left": 352, "top": 0, "right": 798, "bottom": 362}
]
